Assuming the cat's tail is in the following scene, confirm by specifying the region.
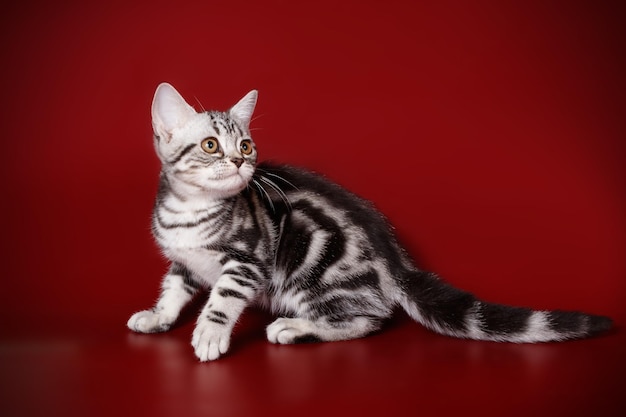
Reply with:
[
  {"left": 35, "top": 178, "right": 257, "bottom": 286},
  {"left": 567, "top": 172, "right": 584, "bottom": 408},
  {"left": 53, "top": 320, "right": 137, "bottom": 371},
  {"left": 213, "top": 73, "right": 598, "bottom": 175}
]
[{"left": 396, "top": 270, "right": 613, "bottom": 342}]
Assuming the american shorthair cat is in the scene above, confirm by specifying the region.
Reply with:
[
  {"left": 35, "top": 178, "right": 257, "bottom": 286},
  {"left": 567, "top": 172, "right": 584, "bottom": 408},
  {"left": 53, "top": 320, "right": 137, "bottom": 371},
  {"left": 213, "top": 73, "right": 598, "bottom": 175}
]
[{"left": 127, "top": 83, "right": 612, "bottom": 361}]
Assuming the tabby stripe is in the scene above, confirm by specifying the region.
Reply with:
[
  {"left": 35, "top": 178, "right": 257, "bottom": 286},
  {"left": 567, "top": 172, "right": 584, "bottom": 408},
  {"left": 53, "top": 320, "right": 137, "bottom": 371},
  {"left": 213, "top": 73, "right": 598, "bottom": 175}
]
[
  {"left": 301, "top": 270, "right": 381, "bottom": 303},
  {"left": 477, "top": 302, "right": 532, "bottom": 335},
  {"left": 547, "top": 310, "right": 587, "bottom": 333},
  {"left": 400, "top": 271, "right": 475, "bottom": 332},
  {"left": 223, "top": 267, "right": 260, "bottom": 283},
  {"left": 160, "top": 204, "right": 184, "bottom": 215},
  {"left": 211, "top": 310, "right": 228, "bottom": 319},
  {"left": 219, "top": 248, "right": 262, "bottom": 268},
  {"left": 182, "top": 285, "right": 196, "bottom": 296},
  {"left": 167, "top": 144, "right": 196, "bottom": 165},
  {"left": 277, "top": 201, "right": 346, "bottom": 287},
  {"left": 310, "top": 296, "right": 381, "bottom": 321},
  {"left": 232, "top": 277, "right": 256, "bottom": 288},
  {"left": 205, "top": 309, "right": 229, "bottom": 325},
  {"left": 218, "top": 288, "right": 248, "bottom": 300},
  {"left": 155, "top": 210, "right": 223, "bottom": 229},
  {"left": 223, "top": 120, "right": 234, "bottom": 135},
  {"left": 170, "top": 264, "right": 201, "bottom": 294}
]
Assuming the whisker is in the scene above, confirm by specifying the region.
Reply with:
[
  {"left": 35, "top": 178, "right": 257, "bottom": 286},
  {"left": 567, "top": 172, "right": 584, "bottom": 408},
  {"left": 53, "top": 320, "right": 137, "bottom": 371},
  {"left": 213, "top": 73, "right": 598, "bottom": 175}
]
[
  {"left": 194, "top": 96, "right": 207, "bottom": 112},
  {"left": 252, "top": 179, "right": 275, "bottom": 213},
  {"left": 259, "top": 175, "right": 292, "bottom": 210},
  {"left": 259, "top": 170, "right": 299, "bottom": 191},
  {"left": 250, "top": 114, "right": 266, "bottom": 123}
]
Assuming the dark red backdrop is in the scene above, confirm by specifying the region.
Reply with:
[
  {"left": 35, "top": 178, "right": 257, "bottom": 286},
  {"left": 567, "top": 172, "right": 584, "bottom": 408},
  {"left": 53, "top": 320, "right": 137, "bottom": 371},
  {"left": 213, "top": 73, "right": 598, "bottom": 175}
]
[{"left": 1, "top": 1, "right": 625, "bottom": 416}]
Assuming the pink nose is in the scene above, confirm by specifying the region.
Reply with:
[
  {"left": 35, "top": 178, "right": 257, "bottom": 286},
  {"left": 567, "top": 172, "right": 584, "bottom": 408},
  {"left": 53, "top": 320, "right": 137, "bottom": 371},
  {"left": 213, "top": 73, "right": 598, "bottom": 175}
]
[{"left": 231, "top": 158, "right": 244, "bottom": 168}]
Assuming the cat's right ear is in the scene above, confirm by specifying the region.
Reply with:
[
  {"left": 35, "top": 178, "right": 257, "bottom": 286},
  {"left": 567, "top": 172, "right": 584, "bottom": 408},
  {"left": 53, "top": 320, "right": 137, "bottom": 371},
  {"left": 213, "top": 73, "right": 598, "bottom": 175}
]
[{"left": 151, "top": 83, "right": 197, "bottom": 143}]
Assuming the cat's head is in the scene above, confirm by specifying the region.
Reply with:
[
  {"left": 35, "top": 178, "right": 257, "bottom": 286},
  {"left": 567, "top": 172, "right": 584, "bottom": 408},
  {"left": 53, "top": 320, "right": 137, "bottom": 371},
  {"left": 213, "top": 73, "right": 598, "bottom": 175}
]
[{"left": 151, "top": 83, "right": 258, "bottom": 199}]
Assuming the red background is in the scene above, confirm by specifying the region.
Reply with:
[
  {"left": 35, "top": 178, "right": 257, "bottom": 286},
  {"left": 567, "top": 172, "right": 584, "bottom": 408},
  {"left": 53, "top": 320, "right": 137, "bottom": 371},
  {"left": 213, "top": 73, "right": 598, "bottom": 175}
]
[{"left": 1, "top": 1, "right": 625, "bottom": 416}]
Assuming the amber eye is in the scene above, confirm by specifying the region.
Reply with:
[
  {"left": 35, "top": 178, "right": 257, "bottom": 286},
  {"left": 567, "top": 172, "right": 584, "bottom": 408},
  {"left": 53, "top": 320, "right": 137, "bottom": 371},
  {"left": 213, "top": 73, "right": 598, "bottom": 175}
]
[
  {"left": 200, "top": 137, "right": 219, "bottom": 154},
  {"left": 240, "top": 139, "right": 254, "bottom": 155}
]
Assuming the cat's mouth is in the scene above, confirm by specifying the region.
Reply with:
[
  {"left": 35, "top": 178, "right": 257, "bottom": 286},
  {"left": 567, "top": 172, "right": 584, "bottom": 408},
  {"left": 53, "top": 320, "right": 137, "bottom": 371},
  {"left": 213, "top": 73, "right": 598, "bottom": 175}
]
[
  {"left": 208, "top": 170, "right": 251, "bottom": 193},
  {"left": 216, "top": 169, "right": 247, "bottom": 182}
]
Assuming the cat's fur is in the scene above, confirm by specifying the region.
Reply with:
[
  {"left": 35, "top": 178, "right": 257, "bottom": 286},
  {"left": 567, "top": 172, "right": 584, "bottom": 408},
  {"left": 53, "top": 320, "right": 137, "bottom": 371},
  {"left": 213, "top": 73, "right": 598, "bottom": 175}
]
[{"left": 128, "top": 83, "right": 612, "bottom": 361}]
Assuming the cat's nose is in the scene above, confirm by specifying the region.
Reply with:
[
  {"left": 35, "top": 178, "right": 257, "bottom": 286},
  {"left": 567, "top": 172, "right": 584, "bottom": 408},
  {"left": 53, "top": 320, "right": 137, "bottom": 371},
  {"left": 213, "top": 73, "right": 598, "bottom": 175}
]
[{"left": 230, "top": 158, "right": 244, "bottom": 168}]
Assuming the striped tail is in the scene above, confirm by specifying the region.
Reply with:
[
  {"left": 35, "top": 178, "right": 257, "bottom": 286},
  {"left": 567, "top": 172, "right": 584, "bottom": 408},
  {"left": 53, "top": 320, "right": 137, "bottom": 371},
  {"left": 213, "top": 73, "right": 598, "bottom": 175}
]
[{"left": 397, "top": 271, "right": 613, "bottom": 342}]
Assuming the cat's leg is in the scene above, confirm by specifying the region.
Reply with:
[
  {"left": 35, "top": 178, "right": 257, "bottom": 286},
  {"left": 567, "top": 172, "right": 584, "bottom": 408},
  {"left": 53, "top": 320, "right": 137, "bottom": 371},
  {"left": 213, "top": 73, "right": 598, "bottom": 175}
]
[
  {"left": 191, "top": 263, "right": 262, "bottom": 361},
  {"left": 266, "top": 316, "right": 383, "bottom": 344},
  {"left": 127, "top": 264, "right": 200, "bottom": 333}
]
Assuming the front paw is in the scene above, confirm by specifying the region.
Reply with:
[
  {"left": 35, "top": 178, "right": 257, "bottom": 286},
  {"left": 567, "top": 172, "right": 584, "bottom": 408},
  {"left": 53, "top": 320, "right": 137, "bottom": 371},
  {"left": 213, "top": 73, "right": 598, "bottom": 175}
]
[
  {"left": 191, "top": 320, "right": 232, "bottom": 361},
  {"left": 127, "top": 310, "right": 175, "bottom": 333}
]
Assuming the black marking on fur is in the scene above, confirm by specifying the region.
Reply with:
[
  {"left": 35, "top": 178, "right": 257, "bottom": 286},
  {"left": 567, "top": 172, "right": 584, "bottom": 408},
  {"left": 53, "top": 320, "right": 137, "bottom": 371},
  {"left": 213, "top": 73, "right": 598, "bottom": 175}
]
[
  {"left": 237, "top": 265, "right": 261, "bottom": 282},
  {"left": 183, "top": 284, "right": 197, "bottom": 296},
  {"left": 208, "top": 317, "right": 227, "bottom": 325},
  {"left": 546, "top": 310, "right": 596, "bottom": 334},
  {"left": 211, "top": 310, "right": 228, "bottom": 319},
  {"left": 279, "top": 200, "right": 346, "bottom": 287},
  {"left": 312, "top": 297, "right": 383, "bottom": 323},
  {"left": 216, "top": 117, "right": 234, "bottom": 135},
  {"left": 168, "top": 144, "right": 196, "bottom": 165},
  {"left": 222, "top": 268, "right": 240, "bottom": 276},
  {"left": 357, "top": 248, "right": 373, "bottom": 262},
  {"left": 171, "top": 263, "right": 191, "bottom": 280},
  {"left": 478, "top": 302, "right": 532, "bottom": 335},
  {"left": 232, "top": 277, "right": 256, "bottom": 288},
  {"left": 257, "top": 163, "right": 406, "bottom": 277},
  {"left": 401, "top": 271, "right": 475, "bottom": 332},
  {"left": 218, "top": 288, "right": 248, "bottom": 300},
  {"left": 587, "top": 314, "right": 613, "bottom": 335},
  {"left": 236, "top": 226, "right": 261, "bottom": 252},
  {"left": 216, "top": 247, "right": 269, "bottom": 282},
  {"left": 155, "top": 210, "right": 223, "bottom": 229},
  {"left": 335, "top": 270, "right": 380, "bottom": 291},
  {"left": 292, "top": 334, "right": 323, "bottom": 344},
  {"left": 307, "top": 230, "right": 345, "bottom": 282},
  {"left": 151, "top": 323, "right": 172, "bottom": 333},
  {"left": 275, "top": 220, "right": 312, "bottom": 278},
  {"left": 220, "top": 247, "right": 260, "bottom": 267},
  {"left": 170, "top": 263, "right": 201, "bottom": 294}
]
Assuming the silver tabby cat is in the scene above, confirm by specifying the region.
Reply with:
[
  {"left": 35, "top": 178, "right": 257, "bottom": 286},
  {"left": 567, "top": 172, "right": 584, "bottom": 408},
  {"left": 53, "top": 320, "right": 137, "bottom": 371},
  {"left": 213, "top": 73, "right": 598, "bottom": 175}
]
[{"left": 127, "top": 83, "right": 612, "bottom": 361}]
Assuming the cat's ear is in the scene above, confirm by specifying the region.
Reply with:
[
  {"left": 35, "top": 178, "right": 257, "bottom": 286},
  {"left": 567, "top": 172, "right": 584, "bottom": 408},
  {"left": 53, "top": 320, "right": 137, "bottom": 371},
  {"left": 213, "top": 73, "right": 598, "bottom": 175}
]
[
  {"left": 229, "top": 90, "right": 258, "bottom": 131},
  {"left": 151, "top": 83, "right": 197, "bottom": 143}
]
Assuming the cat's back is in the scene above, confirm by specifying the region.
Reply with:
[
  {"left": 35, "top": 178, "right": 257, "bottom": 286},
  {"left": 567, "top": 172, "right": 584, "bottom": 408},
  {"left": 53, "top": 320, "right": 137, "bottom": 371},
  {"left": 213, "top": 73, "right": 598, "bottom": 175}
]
[
  {"left": 255, "top": 162, "right": 375, "bottom": 212},
  {"left": 254, "top": 162, "right": 411, "bottom": 272}
]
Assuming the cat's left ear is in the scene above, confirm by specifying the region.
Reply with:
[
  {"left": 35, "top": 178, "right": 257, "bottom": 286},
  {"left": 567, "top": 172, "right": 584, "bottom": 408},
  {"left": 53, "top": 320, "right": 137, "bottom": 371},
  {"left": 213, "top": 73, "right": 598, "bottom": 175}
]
[{"left": 229, "top": 90, "right": 258, "bottom": 131}]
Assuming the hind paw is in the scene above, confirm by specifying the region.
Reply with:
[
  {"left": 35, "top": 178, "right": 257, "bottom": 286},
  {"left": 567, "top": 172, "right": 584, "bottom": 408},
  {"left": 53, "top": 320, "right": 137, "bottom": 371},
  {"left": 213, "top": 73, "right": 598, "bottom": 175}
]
[{"left": 266, "top": 318, "right": 319, "bottom": 344}]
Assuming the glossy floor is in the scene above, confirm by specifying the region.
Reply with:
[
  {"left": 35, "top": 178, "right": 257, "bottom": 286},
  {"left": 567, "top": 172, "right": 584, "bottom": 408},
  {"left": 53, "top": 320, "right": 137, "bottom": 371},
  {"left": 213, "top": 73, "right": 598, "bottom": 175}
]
[{"left": 1, "top": 308, "right": 623, "bottom": 417}]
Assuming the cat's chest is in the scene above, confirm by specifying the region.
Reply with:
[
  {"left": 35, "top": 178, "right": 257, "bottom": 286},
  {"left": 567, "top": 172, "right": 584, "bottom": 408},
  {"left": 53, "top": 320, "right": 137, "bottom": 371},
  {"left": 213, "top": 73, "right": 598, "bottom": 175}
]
[
  {"left": 152, "top": 203, "right": 233, "bottom": 282},
  {"left": 163, "top": 246, "right": 223, "bottom": 285}
]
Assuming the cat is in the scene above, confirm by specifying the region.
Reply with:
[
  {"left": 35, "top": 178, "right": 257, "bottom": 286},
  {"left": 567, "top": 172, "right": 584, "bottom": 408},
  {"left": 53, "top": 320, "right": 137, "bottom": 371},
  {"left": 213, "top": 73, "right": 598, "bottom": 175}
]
[{"left": 127, "top": 83, "right": 613, "bottom": 362}]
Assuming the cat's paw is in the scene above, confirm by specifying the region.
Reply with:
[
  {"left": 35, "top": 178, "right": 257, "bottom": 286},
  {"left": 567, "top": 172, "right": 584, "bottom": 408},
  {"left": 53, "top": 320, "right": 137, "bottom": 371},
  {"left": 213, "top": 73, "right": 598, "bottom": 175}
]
[
  {"left": 191, "top": 320, "right": 231, "bottom": 361},
  {"left": 127, "top": 310, "right": 175, "bottom": 333},
  {"left": 266, "top": 317, "right": 319, "bottom": 344}
]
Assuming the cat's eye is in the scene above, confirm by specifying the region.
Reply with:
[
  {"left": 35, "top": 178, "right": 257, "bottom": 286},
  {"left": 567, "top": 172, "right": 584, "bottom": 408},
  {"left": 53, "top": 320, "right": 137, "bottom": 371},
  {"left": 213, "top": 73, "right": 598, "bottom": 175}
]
[
  {"left": 201, "top": 137, "right": 220, "bottom": 154},
  {"left": 240, "top": 139, "right": 253, "bottom": 155}
]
